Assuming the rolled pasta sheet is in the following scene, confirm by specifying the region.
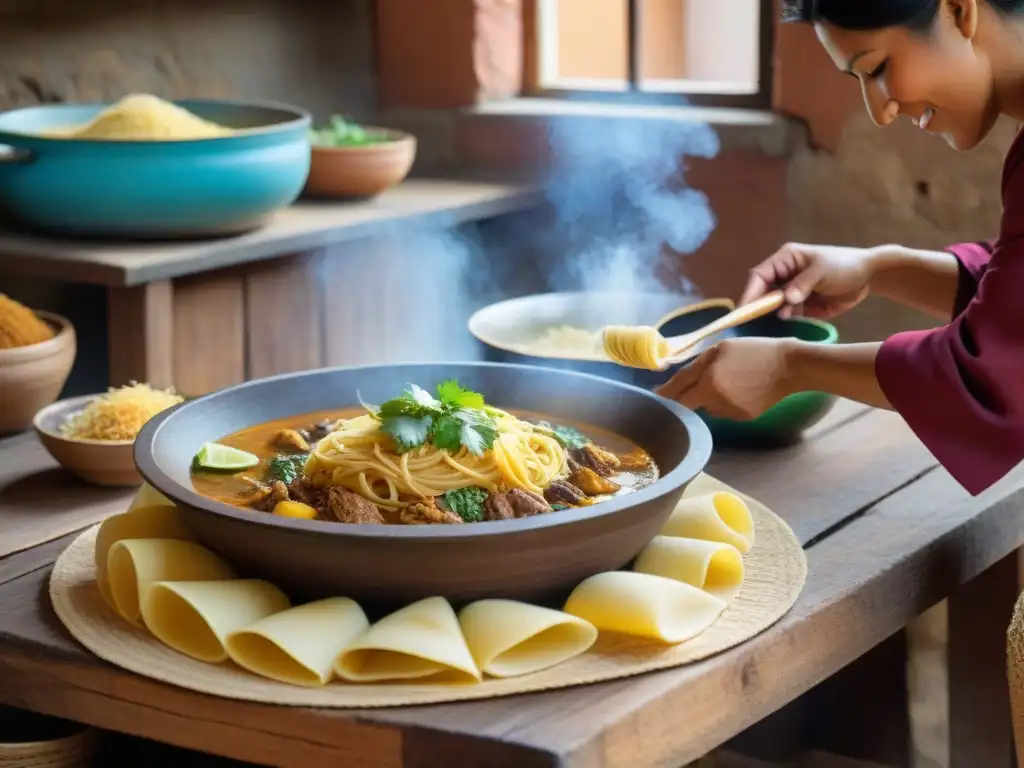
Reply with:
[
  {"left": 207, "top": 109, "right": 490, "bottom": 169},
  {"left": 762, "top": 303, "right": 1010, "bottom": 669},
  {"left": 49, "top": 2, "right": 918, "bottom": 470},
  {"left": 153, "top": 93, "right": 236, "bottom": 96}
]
[
  {"left": 142, "top": 579, "right": 290, "bottom": 663},
  {"left": 633, "top": 535, "right": 744, "bottom": 603},
  {"left": 660, "top": 492, "right": 754, "bottom": 553},
  {"left": 225, "top": 597, "right": 369, "bottom": 687},
  {"left": 334, "top": 596, "right": 481, "bottom": 684},
  {"left": 458, "top": 599, "right": 598, "bottom": 678},
  {"left": 128, "top": 482, "right": 176, "bottom": 512},
  {"left": 107, "top": 538, "right": 236, "bottom": 626},
  {"left": 94, "top": 505, "right": 196, "bottom": 609},
  {"left": 563, "top": 571, "right": 727, "bottom": 644}
]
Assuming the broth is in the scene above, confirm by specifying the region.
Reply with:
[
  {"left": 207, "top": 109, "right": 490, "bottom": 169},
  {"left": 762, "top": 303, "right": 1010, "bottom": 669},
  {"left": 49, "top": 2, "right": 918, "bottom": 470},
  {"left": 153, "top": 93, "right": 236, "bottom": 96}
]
[{"left": 191, "top": 406, "right": 659, "bottom": 525}]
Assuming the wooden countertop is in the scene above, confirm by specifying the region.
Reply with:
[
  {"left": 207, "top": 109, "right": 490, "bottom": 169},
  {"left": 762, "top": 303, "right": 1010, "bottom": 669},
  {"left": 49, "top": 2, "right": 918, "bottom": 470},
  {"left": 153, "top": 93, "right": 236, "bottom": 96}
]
[
  {"left": 0, "top": 179, "right": 542, "bottom": 287},
  {"left": 0, "top": 400, "right": 1019, "bottom": 766}
]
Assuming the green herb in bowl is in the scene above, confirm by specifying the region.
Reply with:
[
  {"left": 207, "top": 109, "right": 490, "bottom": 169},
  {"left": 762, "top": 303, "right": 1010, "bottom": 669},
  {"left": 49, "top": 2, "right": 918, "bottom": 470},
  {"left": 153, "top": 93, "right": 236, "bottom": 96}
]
[{"left": 309, "top": 115, "right": 391, "bottom": 148}]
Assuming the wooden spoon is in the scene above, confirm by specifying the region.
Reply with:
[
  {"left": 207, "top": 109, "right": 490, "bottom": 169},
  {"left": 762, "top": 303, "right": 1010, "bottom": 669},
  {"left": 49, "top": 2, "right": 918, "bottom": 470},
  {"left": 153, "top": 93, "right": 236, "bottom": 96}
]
[{"left": 660, "top": 289, "right": 786, "bottom": 365}]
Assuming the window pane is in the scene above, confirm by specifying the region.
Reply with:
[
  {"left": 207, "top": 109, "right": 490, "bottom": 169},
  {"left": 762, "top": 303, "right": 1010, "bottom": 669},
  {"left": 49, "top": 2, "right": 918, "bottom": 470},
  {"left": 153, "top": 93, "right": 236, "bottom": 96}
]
[
  {"left": 638, "top": 0, "right": 760, "bottom": 93},
  {"left": 542, "top": 0, "right": 628, "bottom": 88}
]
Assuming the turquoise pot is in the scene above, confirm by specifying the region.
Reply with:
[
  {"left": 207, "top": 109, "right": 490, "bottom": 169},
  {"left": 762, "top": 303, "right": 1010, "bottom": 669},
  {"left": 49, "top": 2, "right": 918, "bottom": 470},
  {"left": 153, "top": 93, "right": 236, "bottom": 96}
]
[{"left": 0, "top": 99, "right": 311, "bottom": 238}]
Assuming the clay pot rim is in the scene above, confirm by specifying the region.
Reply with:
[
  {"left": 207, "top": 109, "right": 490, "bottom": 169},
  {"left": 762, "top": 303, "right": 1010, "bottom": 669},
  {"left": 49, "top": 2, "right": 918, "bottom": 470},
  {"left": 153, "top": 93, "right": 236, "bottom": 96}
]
[
  {"left": 33, "top": 393, "right": 135, "bottom": 447},
  {"left": 0, "top": 311, "right": 75, "bottom": 365},
  {"left": 309, "top": 128, "right": 416, "bottom": 154}
]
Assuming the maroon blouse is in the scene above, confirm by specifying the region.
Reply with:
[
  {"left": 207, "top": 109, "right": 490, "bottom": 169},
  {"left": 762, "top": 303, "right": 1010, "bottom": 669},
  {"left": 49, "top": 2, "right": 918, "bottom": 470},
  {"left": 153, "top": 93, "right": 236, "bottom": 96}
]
[{"left": 875, "top": 131, "right": 1024, "bottom": 495}]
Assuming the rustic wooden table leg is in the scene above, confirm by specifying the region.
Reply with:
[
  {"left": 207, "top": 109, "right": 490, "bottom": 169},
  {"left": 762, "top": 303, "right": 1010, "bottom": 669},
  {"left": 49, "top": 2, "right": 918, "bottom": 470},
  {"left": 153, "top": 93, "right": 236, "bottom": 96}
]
[
  {"left": 804, "top": 631, "right": 913, "bottom": 767},
  {"left": 948, "top": 552, "right": 1018, "bottom": 768},
  {"left": 106, "top": 281, "right": 174, "bottom": 389}
]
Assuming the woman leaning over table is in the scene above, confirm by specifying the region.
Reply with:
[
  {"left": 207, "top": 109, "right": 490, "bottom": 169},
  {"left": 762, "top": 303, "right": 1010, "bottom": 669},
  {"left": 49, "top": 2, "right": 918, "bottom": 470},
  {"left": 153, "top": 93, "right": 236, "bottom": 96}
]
[{"left": 662, "top": 0, "right": 1024, "bottom": 497}]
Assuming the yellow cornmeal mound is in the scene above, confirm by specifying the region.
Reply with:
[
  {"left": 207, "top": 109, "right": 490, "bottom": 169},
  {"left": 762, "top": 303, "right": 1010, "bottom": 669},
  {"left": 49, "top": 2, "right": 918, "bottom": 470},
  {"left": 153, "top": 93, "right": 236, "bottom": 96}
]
[
  {"left": 50, "top": 94, "right": 234, "bottom": 141},
  {"left": 61, "top": 382, "right": 184, "bottom": 442},
  {"left": 0, "top": 293, "right": 55, "bottom": 349}
]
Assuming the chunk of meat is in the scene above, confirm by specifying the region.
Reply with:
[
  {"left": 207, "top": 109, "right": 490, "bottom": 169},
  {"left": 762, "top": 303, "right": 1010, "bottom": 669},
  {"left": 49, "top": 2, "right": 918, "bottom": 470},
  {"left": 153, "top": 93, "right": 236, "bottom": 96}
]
[
  {"left": 568, "top": 466, "right": 621, "bottom": 496},
  {"left": 254, "top": 479, "right": 291, "bottom": 512},
  {"left": 239, "top": 475, "right": 273, "bottom": 504},
  {"left": 484, "top": 492, "right": 515, "bottom": 521},
  {"left": 272, "top": 428, "right": 310, "bottom": 453},
  {"left": 506, "top": 489, "right": 550, "bottom": 518},
  {"left": 304, "top": 419, "right": 335, "bottom": 443},
  {"left": 400, "top": 499, "right": 463, "bottom": 525},
  {"left": 570, "top": 443, "right": 620, "bottom": 477},
  {"left": 616, "top": 448, "right": 653, "bottom": 472},
  {"left": 326, "top": 488, "right": 385, "bottom": 524},
  {"left": 544, "top": 479, "right": 586, "bottom": 506},
  {"left": 287, "top": 477, "right": 325, "bottom": 510}
]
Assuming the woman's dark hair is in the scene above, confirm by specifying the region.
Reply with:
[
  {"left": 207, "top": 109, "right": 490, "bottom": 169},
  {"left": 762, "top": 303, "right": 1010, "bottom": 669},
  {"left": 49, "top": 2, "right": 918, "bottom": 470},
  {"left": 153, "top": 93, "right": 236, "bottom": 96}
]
[{"left": 782, "top": 0, "right": 1024, "bottom": 31}]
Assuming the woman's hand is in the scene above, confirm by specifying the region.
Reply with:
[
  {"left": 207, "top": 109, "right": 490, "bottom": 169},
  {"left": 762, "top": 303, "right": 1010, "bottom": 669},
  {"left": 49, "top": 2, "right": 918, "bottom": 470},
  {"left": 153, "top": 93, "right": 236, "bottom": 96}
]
[
  {"left": 656, "top": 338, "right": 794, "bottom": 420},
  {"left": 740, "top": 243, "right": 876, "bottom": 319},
  {"left": 657, "top": 338, "right": 893, "bottom": 416}
]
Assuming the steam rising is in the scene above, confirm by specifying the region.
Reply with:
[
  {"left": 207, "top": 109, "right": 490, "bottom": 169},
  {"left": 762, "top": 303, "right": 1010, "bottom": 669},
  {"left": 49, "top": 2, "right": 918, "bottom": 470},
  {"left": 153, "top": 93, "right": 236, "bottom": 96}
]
[
  {"left": 319, "top": 113, "right": 721, "bottom": 363},
  {"left": 540, "top": 116, "right": 720, "bottom": 296}
]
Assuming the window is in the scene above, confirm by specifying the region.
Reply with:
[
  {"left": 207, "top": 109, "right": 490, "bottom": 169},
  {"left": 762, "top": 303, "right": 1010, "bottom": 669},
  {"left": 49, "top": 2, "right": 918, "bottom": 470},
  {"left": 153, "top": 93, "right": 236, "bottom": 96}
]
[{"left": 529, "top": 0, "right": 773, "bottom": 108}]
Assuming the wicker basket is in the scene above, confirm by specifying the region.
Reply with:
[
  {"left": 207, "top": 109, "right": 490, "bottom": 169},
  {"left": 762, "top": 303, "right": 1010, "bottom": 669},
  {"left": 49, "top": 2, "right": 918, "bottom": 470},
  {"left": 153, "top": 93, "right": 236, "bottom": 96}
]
[
  {"left": 1007, "top": 590, "right": 1024, "bottom": 766},
  {"left": 0, "top": 707, "right": 97, "bottom": 768}
]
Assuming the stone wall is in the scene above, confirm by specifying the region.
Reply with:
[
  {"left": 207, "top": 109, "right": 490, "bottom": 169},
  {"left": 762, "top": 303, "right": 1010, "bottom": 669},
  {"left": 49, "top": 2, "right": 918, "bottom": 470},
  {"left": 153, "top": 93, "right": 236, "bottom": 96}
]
[
  {"left": 789, "top": 112, "right": 1016, "bottom": 343},
  {"left": 0, "top": 0, "right": 374, "bottom": 118}
]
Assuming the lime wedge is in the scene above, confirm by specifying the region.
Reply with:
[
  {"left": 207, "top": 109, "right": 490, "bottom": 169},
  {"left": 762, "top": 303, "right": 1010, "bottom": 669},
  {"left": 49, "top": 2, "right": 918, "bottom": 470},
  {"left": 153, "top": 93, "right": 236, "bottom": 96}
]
[{"left": 193, "top": 442, "right": 259, "bottom": 472}]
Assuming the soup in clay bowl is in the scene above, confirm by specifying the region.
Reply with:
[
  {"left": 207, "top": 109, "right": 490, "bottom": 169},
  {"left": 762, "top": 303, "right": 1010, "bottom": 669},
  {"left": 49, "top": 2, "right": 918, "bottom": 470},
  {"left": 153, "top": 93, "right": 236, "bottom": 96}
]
[{"left": 134, "top": 362, "right": 711, "bottom": 610}]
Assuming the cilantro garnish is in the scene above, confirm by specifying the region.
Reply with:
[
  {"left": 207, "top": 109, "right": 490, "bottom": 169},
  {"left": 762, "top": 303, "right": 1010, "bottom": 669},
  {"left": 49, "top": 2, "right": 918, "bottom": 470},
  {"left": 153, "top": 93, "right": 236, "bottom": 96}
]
[
  {"left": 537, "top": 421, "right": 590, "bottom": 450},
  {"left": 441, "top": 486, "right": 489, "bottom": 522},
  {"left": 267, "top": 453, "right": 308, "bottom": 484},
  {"left": 372, "top": 380, "right": 500, "bottom": 455}
]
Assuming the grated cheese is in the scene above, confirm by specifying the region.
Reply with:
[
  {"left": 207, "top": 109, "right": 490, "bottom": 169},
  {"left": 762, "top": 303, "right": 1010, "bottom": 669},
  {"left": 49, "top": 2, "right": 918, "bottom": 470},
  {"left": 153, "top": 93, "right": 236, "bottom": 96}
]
[{"left": 61, "top": 382, "right": 184, "bottom": 442}]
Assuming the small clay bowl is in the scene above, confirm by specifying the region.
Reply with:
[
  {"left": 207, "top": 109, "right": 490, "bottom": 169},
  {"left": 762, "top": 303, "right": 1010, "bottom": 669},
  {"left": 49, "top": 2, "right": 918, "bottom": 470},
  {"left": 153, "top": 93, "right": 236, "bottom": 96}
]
[
  {"left": 0, "top": 311, "right": 76, "bottom": 433},
  {"left": 33, "top": 393, "right": 142, "bottom": 487},
  {"left": 304, "top": 128, "right": 416, "bottom": 198}
]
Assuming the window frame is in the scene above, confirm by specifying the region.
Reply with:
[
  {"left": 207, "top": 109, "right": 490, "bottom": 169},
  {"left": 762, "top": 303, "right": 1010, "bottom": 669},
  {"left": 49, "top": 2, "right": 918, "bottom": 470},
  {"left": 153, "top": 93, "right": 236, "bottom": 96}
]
[{"left": 525, "top": 0, "right": 776, "bottom": 109}]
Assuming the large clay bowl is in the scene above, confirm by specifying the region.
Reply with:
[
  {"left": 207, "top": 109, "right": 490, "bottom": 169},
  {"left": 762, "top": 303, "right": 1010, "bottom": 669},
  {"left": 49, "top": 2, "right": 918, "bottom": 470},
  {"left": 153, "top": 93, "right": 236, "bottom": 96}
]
[
  {"left": 134, "top": 362, "right": 712, "bottom": 609},
  {"left": 469, "top": 292, "right": 838, "bottom": 446}
]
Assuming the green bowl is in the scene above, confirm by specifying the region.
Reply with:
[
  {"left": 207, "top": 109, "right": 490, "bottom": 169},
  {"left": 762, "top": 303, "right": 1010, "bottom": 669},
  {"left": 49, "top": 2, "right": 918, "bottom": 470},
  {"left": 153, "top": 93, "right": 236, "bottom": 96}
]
[
  {"left": 467, "top": 292, "right": 839, "bottom": 447},
  {"left": 660, "top": 312, "right": 839, "bottom": 446}
]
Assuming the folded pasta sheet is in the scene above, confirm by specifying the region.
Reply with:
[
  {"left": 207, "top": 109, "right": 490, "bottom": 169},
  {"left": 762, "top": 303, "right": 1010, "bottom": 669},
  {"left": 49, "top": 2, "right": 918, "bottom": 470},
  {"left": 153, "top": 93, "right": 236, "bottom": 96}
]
[
  {"left": 142, "top": 579, "right": 290, "bottom": 663},
  {"left": 335, "top": 596, "right": 481, "bottom": 683},
  {"left": 128, "top": 482, "right": 176, "bottom": 512},
  {"left": 226, "top": 598, "right": 369, "bottom": 686},
  {"left": 634, "top": 535, "right": 744, "bottom": 603},
  {"left": 107, "top": 538, "right": 236, "bottom": 625},
  {"left": 459, "top": 599, "right": 597, "bottom": 678},
  {"left": 564, "top": 571, "right": 727, "bottom": 644},
  {"left": 94, "top": 505, "right": 196, "bottom": 608},
  {"left": 660, "top": 492, "right": 755, "bottom": 553}
]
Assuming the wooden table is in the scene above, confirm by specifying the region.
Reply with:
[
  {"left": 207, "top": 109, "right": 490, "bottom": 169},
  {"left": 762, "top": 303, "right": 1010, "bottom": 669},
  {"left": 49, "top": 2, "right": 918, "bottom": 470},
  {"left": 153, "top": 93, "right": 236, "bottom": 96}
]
[{"left": 0, "top": 399, "right": 1021, "bottom": 768}]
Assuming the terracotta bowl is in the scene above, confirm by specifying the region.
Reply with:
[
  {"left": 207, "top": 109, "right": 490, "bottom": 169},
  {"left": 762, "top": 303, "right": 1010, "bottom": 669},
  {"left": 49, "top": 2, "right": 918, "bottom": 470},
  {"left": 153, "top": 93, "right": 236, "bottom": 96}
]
[
  {"left": 33, "top": 394, "right": 142, "bottom": 487},
  {"left": 0, "top": 311, "right": 76, "bottom": 433},
  {"left": 303, "top": 129, "right": 416, "bottom": 198},
  {"left": 134, "top": 362, "right": 712, "bottom": 611}
]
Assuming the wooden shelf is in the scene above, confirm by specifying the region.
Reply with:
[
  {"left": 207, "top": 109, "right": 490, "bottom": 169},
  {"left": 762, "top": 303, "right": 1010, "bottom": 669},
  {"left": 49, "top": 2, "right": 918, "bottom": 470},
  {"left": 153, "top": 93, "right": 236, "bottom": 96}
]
[{"left": 0, "top": 179, "right": 542, "bottom": 287}]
